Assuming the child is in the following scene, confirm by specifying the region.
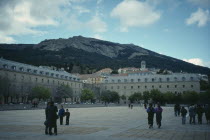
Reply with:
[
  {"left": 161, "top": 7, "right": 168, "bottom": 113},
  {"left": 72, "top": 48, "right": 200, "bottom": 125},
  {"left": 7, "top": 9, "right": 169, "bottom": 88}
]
[
  {"left": 65, "top": 109, "right": 70, "bottom": 125},
  {"left": 181, "top": 106, "right": 187, "bottom": 124}
]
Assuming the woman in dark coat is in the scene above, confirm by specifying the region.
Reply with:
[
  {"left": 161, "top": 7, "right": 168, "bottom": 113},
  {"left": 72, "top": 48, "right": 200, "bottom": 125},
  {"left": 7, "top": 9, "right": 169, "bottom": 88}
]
[
  {"left": 147, "top": 103, "right": 155, "bottom": 128},
  {"left": 47, "top": 101, "right": 58, "bottom": 135}
]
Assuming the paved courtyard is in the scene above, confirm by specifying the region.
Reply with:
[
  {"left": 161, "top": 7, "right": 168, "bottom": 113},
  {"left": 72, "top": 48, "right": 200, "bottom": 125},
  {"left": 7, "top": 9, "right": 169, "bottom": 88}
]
[{"left": 0, "top": 106, "right": 209, "bottom": 140}]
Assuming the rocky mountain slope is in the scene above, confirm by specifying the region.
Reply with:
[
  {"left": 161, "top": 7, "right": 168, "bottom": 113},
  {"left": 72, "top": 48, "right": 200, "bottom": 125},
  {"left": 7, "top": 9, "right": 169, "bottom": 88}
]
[{"left": 0, "top": 36, "right": 209, "bottom": 75}]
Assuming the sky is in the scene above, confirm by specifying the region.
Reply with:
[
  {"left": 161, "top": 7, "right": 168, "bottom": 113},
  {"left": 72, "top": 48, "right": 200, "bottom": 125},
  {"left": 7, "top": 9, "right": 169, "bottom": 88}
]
[{"left": 0, "top": 0, "right": 210, "bottom": 68}]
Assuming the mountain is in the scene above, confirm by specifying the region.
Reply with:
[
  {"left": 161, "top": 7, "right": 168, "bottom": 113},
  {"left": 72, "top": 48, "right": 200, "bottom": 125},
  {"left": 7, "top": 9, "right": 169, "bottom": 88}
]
[{"left": 0, "top": 36, "right": 210, "bottom": 75}]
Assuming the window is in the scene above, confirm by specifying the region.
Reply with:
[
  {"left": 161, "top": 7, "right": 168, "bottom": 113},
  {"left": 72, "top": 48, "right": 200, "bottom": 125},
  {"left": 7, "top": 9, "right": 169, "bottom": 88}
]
[
  {"left": 182, "top": 77, "right": 186, "bottom": 81},
  {"left": 112, "top": 80, "right": 115, "bottom": 83},
  {"left": 190, "top": 77, "right": 194, "bottom": 81},
  {"left": 145, "top": 86, "right": 147, "bottom": 88},
  {"left": 34, "top": 70, "right": 37, "bottom": 74},
  {"left": 124, "top": 86, "right": 126, "bottom": 89},
  {"left": 111, "top": 86, "right": 113, "bottom": 89},
  {"left": 42, "top": 79, "right": 44, "bottom": 83},
  {"left": 152, "top": 78, "right": 155, "bottom": 82},
  {"left": 124, "top": 79, "right": 127, "bottom": 82},
  {"left": 35, "top": 78, "right": 38, "bottom": 82},
  {"left": 131, "top": 86, "right": 133, "bottom": 89},
  {"left": 53, "top": 80, "right": 55, "bottom": 84},
  {"left": 138, "top": 79, "right": 141, "bottom": 82},
  {"left": 174, "top": 77, "right": 177, "bottom": 81},
  {"left": 167, "top": 85, "right": 169, "bottom": 88},
  {"left": 145, "top": 78, "right": 148, "bottom": 82},
  {"left": 152, "top": 85, "right": 154, "bottom": 88},
  {"left": 47, "top": 79, "right": 49, "bottom": 84},
  {"left": 117, "top": 86, "right": 120, "bottom": 89},
  {"left": 138, "top": 86, "right": 140, "bottom": 89},
  {"left": 131, "top": 79, "right": 134, "bottom": 82},
  {"left": 118, "top": 79, "right": 121, "bottom": 83},
  {"left": 175, "top": 85, "right": 177, "bottom": 88},
  {"left": 191, "top": 85, "right": 194, "bottom": 88},
  {"left": 51, "top": 73, "right": 54, "bottom": 77},
  {"left": 11, "top": 66, "right": 16, "bottom": 70},
  {"left": 3, "top": 64, "right": 8, "bottom": 68},
  {"left": 159, "top": 78, "right": 162, "bottom": 82},
  {"left": 159, "top": 85, "right": 162, "bottom": 88},
  {"left": 167, "top": 78, "right": 170, "bottom": 82},
  {"left": 183, "top": 85, "right": 185, "bottom": 88}
]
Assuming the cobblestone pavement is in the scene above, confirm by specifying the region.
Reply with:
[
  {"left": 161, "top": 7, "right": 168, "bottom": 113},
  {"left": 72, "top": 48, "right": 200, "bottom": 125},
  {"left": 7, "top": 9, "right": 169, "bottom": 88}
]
[{"left": 0, "top": 106, "right": 209, "bottom": 140}]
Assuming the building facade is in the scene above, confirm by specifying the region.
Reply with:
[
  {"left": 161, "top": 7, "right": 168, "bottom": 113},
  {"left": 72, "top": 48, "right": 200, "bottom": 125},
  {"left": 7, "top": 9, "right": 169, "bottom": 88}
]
[
  {"left": 99, "top": 72, "right": 200, "bottom": 100},
  {"left": 0, "top": 58, "right": 83, "bottom": 104},
  {"left": 0, "top": 58, "right": 202, "bottom": 104}
]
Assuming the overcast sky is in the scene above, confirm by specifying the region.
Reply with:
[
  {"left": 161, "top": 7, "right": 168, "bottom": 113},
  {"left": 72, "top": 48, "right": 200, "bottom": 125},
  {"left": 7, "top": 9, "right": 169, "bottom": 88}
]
[{"left": 0, "top": 0, "right": 209, "bottom": 68}]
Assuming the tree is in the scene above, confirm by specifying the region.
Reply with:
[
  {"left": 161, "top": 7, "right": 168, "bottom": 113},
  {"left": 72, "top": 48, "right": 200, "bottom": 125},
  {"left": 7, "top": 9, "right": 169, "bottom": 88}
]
[
  {"left": 121, "top": 95, "right": 126, "bottom": 100},
  {"left": 55, "top": 84, "right": 73, "bottom": 102},
  {"left": 81, "top": 89, "right": 95, "bottom": 103},
  {"left": 110, "top": 91, "right": 120, "bottom": 103},
  {"left": 163, "top": 92, "right": 176, "bottom": 103},
  {"left": 101, "top": 90, "right": 111, "bottom": 103},
  {"left": 142, "top": 91, "right": 150, "bottom": 103},
  {"left": 150, "top": 89, "right": 163, "bottom": 103},
  {"left": 30, "top": 86, "right": 51, "bottom": 101},
  {"left": 101, "top": 90, "right": 120, "bottom": 104},
  {"left": 0, "top": 76, "right": 10, "bottom": 104},
  {"left": 182, "top": 91, "right": 199, "bottom": 104},
  {"left": 199, "top": 90, "right": 210, "bottom": 104},
  {"left": 129, "top": 92, "right": 142, "bottom": 103}
]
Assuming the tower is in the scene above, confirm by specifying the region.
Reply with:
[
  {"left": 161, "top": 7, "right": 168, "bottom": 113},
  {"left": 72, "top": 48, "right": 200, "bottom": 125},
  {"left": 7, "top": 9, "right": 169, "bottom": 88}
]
[{"left": 141, "top": 61, "right": 146, "bottom": 70}]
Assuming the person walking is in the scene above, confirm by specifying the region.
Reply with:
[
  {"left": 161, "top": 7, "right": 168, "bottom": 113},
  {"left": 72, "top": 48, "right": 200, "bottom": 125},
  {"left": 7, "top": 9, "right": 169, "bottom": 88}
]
[
  {"left": 44, "top": 102, "right": 50, "bottom": 135},
  {"left": 189, "top": 105, "right": 196, "bottom": 124},
  {"left": 197, "top": 104, "right": 203, "bottom": 124},
  {"left": 58, "top": 105, "right": 65, "bottom": 125},
  {"left": 65, "top": 109, "right": 70, "bottom": 125},
  {"left": 147, "top": 103, "right": 155, "bottom": 129},
  {"left": 48, "top": 101, "right": 58, "bottom": 135},
  {"left": 181, "top": 106, "right": 187, "bottom": 124},
  {"left": 155, "top": 104, "right": 163, "bottom": 128}
]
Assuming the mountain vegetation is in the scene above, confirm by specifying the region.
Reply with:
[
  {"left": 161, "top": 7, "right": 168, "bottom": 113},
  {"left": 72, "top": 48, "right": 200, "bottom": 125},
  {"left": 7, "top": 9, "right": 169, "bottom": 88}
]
[{"left": 0, "top": 36, "right": 210, "bottom": 75}]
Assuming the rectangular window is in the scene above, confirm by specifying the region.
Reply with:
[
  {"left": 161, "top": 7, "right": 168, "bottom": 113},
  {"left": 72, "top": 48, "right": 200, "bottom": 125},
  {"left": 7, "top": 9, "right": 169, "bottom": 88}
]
[
  {"left": 36, "top": 78, "right": 38, "bottom": 82},
  {"left": 42, "top": 79, "right": 44, "bottom": 83},
  {"left": 124, "top": 86, "right": 126, "bottom": 89},
  {"left": 167, "top": 85, "right": 169, "bottom": 88},
  {"left": 183, "top": 85, "right": 185, "bottom": 88},
  {"left": 159, "top": 85, "right": 161, "bottom": 88},
  {"left": 175, "top": 85, "right": 177, "bottom": 88},
  {"left": 138, "top": 86, "right": 140, "bottom": 89},
  {"left": 131, "top": 86, "right": 133, "bottom": 89}
]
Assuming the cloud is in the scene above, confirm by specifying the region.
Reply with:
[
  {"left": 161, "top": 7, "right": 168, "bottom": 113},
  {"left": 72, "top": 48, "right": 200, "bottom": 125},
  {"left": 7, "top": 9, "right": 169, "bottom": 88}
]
[
  {"left": 86, "top": 16, "right": 107, "bottom": 32},
  {"left": 183, "top": 58, "right": 210, "bottom": 68},
  {"left": 68, "top": 15, "right": 107, "bottom": 33},
  {"left": 186, "top": 8, "right": 210, "bottom": 27},
  {"left": 187, "top": 0, "right": 210, "bottom": 8},
  {"left": 0, "top": 0, "right": 71, "bottom": 43},
  {"left": 0, "top": 34, "right": 15, "bottom": 43},
  {"left": 110, "top": 0, "right": 161, "bottom": 32},
  {"left": 93, "top": 34, "right": 103, "bottom": 40},
  {"left": 73, "top": 6, "right": 90, "bottom": 14}
]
